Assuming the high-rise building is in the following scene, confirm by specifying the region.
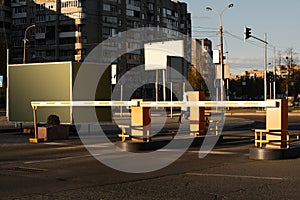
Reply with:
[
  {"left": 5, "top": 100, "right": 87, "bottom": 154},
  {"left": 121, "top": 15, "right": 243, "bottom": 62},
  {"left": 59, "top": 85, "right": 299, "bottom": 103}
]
[
  {"left": 191, "top": 38, "right": 214, "bottom": 82},
  {"left": 10, "top": 0, "right": 191, "bottom": 67},
  {"left": 0, "top": 0, "right": 11, "bottom": 73}
]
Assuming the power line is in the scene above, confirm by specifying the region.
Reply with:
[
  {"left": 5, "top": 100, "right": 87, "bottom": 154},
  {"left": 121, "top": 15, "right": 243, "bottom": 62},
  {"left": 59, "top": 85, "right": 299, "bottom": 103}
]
[
  {"left": 192, "top": 25, "right": 218, "bottom": 31},
  {"left": 223, "top": 30, "right": 289, "bottom": 55}
]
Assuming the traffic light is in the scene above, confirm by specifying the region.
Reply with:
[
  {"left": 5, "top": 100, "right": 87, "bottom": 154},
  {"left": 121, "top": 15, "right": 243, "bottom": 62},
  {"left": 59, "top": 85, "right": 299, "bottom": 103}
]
[
  {"left": 289, "top": 71, "right": 294, "bottom": 79},
  {"left": 244, "top": 26, "right": 252, "bottom": 40},
  {"left": 268, "top": 72, "right": 274, "bottom": 82}
]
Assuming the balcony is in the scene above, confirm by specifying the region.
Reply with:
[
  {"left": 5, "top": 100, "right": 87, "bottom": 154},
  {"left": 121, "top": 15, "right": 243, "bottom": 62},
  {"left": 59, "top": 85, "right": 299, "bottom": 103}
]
[
  {"left": 35, "top": 33, "right": 46, "bottom": 39},
  {"left": 59, "top": 55, "right": 74, "bottom": 61},
  {"left": 59, "top": 44, "right": 75, "bottom": 50},
  {"left": 61, "top": 7, "right": 83, "bottom": 14},
  {"left": 74, "top": 54, "right": 82, "bottom": 61},
  {"left": 75, "top": 18, "right": 85, "bottom": 25},
  {"left": 127, "top": 4, "right": 140, "bottom": 11},
  {"left": 12, "top": 12, "right": 27, "bottom": 19},
  {"left": 75, "top": 43, "right": 82, "bottom": 49},
  {"left": 59, "top": 31, "right": 81, "bottom": 38},
  {"left": 59, "top": 20, "right": 75, "bottom": 26}
]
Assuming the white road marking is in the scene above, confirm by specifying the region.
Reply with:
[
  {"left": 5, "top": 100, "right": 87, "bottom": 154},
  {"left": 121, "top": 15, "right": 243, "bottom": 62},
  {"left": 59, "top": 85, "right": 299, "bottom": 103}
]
[
  {"left": 43, "top": 142, "right": 70, "bottom": 146},
  {"left": 186, "top": 172, "right": 288, "bottom": 181},
  {"left": 189, "top": 150, "right": 239, "bottom": 155},
  {"left": 24, "top": 154, "right": 94, "bottom": 164}
]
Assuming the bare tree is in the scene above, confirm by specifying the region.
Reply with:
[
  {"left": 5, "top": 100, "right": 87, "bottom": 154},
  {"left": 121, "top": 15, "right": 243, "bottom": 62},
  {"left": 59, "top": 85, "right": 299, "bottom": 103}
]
[{"left": 284, "top": 48, "right": 298, "bottom": 66}]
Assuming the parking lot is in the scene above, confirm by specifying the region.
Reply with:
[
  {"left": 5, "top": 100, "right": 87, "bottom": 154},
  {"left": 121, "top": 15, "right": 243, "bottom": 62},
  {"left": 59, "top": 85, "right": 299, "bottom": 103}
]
[{"left": 1, "top": 113, "right": 300, "bottom": 199}]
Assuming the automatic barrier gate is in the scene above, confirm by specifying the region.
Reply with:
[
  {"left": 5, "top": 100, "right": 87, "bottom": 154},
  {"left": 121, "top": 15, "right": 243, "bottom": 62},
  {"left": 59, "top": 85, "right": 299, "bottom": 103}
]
[{"left": 30, "top": 95, "right": 282, "bottom": 148}]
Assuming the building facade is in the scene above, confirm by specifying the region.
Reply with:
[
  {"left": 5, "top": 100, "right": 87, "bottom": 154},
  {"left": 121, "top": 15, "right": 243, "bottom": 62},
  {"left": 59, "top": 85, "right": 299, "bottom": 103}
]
[
  {"left": 10, "top": 0, "right": 191, "bottom": 68},
  {"left": 191, "top": 38, "right": 213, "bottom": 75},
  {"left": 242, "top": 69, "right": 264, "bottom": 79},
  {"left": 190, "top": 38, "right": 215, "bottom": 92},
  {"left": 0, "top": 0, "right": 11, "bottom": 72}
]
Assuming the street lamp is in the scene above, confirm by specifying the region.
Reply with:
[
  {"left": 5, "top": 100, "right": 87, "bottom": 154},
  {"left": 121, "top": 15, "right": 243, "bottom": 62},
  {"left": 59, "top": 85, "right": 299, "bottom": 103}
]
[
  {"left": 23, "top": 24, "right": 35, "bottom": 64},
  {"left": 206, "top": 3, "right": 234, "bottom": 101}
]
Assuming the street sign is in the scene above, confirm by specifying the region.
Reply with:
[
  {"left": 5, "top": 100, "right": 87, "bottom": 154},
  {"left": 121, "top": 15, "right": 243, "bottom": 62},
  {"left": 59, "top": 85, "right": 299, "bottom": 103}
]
[
  {"left": 144, "top": 40, "right": 184, "bottom": 71},
  {"left": 111, "top": 64, "right": 117, "bottom": 84}
]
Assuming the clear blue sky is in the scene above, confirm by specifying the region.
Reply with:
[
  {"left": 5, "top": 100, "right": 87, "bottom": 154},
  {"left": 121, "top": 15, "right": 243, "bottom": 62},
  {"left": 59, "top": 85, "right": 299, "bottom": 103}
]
[{"left": 183, "top": 0, "right": 300, "bottom": 75}]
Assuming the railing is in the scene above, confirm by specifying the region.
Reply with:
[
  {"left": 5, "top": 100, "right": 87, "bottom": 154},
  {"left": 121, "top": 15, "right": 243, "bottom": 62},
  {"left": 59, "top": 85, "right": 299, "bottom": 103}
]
[{"left": 254, "top": 129, "right": 300, "bottom": 149}]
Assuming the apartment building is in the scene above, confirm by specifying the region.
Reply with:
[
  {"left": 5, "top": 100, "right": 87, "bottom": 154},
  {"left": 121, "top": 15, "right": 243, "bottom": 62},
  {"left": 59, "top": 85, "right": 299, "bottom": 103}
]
[
  {"left": 242, "top": 69, "right": 264, "bottom": 79},
  {"left": 0, "top": 0, "right": 10, "bottom": 44},
  {"left": 191, "top": 38, "right": 213, "bottom": 75},
  {"left": 10, "top": 0, "right": 191, "bottom": 70},
  {"left": 0, "top": 0, "right": 11, "bottom": 69}
]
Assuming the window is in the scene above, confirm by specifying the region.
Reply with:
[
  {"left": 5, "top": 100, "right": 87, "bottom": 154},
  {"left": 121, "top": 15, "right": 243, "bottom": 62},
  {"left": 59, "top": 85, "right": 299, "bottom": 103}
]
[
  {"left": 147, "top": 3, "right": 153, "bottom": 11},
  {"left": 36, "top": 4, "right": 45, "bottom": 11},
  {"left": 13, "top": 6, "right": 26, "bottom": 14},
  {"left": 126, "top": 9, "right": 134, "bottom": 16},
  {"left": 126, "top": 9, "right": 140, "bottom": 17},
  {"left": 36, "top": 26, "right": 46, "bottom": 33},
  {"left": 103, "top": 4, "right": 117, "bottom": 13},
  {"left": 12, "top": 18, "right": 26, "bottom": 25},
  {"left": 103, "top": 27, "right": 117, "bottom": 37},
  {"left": 162, "top": 8, "right": 166, "bottom": 17},
  {"left": 103, "top": 16, "right": 118, "bottom": 24},
  {"left": 36, "top": 15, "right": 46, "bottom": 22},
  {"left": 166, "top": 9, "right": 172, "bottom": 16},
  {"left": 103, "top": 4, "right": 110, "bottom": 11}
]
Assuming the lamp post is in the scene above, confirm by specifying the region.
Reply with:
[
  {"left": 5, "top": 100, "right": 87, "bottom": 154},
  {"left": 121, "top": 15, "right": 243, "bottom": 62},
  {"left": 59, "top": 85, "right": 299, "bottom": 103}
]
[
  {"left": 23, "top": 24, "right": 35, "bottom": 64},
  {"left": 206, "top": 3, "right": 234, "bottom": 101}
]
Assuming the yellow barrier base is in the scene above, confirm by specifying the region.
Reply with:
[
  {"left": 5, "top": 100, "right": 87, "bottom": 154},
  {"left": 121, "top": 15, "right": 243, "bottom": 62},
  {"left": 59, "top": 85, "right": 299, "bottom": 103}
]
[{"left": 29, "top": 138, "right": 38, "bottom": 144}]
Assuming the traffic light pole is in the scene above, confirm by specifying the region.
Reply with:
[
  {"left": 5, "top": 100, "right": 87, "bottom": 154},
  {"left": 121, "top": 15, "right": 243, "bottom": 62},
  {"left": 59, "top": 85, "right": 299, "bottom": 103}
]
[
  {"left": 220, "top": 24, "right": 225, "bottom": 101},
  {"left": 244, "top": 27, "right": 268, "bottom": 101},
  {"left": 250, "top": 35, "right": 267, "bottom": 44},
  {"left": 264, "top": 33, "right": 267, "bottom": 102}
]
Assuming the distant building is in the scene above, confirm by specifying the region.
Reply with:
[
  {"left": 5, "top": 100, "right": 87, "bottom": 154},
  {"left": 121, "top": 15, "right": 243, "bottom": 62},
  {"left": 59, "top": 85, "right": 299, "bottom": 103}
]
[
  {"left": 229, "top": 74, "right": 241, "bottom": 80},
  {"left": 242, "top": 69, "right": 264, "bottom": 78},
  {"left": 275, "top": 65, "right": 300, "bottom": 77}
]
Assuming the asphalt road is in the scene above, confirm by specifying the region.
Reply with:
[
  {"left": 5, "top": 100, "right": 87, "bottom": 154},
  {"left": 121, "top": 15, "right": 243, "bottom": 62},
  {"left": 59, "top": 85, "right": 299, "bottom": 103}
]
[{"left": 1, "top": 114, "right": 300, "bottom": 199}]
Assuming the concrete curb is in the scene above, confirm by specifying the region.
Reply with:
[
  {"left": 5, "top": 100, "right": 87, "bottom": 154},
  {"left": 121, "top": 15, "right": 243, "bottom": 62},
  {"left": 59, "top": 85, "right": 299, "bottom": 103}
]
[{"left": 249, "top": 147, "right": 300, "bottom": 160}]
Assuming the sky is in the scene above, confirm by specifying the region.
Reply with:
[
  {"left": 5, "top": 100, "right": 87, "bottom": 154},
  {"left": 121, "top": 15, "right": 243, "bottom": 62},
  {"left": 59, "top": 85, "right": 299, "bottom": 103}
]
[{"left": 183, "top": 0, "right": 300, "bottom": 75}]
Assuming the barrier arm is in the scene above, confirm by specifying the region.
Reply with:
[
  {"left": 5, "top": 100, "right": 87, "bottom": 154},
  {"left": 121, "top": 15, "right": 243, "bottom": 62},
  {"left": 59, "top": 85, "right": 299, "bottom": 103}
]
[{"left": 29, "top": 100, "right": 279, "bottom": 143}]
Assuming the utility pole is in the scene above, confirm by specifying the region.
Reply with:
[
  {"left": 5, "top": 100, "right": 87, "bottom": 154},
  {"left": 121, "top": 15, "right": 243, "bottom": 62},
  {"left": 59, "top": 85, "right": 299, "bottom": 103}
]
[
  {"left": 273, "top": 47, "right": 276, "bottom": 99},
  {"left": 285, "top": 50, "right": 293, "bottom": 99},
  {"left": 207, "top": 3, "right": 234, "bottom": 101}
]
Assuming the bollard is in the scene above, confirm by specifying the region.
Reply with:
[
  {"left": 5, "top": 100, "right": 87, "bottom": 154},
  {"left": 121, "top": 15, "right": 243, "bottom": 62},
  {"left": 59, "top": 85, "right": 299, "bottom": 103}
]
[
  {"left": 131, "top": 99, "right": 151, "bottom": 141},
  {"left": 266, "top": 99, "right": 288, "bottom": 149},
  {"left": 188, "top": 91, "right": 206, "bottom": 136}
]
